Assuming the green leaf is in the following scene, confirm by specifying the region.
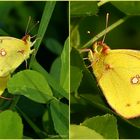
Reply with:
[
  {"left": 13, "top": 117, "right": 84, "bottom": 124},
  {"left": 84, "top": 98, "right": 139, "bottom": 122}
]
[
  {"left": 42, "top": 110, "right": 55, "bottom": 135},
  {"left": 60, "top": 38, "right": 69, "bottom": 93},
  {"left": 0, "top": 28, "right": 9, "bottom": 35},
  {"left": 50, "top": 57, "right": 61, "bottom": 83},
  {"left": 70, "top": 48, "right": 98, "bottom": 93},
  {"left": 70, "top": 48, "right": 84, "bottom": 69},
  {"left": 7, "top": 70, "right": 53, "bottom": 104},
  {"left": 70, "top": 66, "right": 83, "bottom": 93},
  {"left": 82, "top": 114, "right": 119, "bottom": 139},
  {"left": 31, "top": 59, "right": 68, "bottom": 99},
  {"left": 45, "top": 38, "right": 63, "bottom": 55},
  {"left": 50, "top": 57, "right": 64, "bottom": 98},
  {"left": 0, "top": 110, "right": 23, "bottom": 139},
  {"left": 16, "top": 106, "right": 47, "bottom": 138},
  {"left": 70, "top": 124, "right": 104, "bottom": 139},
  {"left": 111, "top": 1, "right": 140, "bottom": 15},
  {"left": 81, "top": 93, "right": 140, "bottom": 132},
  {"left": 50, "top": 99, "right": 69, "bottom": 138},
  {"left": 70, "top": 25, "right": 80, "bottom": 48},
  {"left": 70, "top": 1, "right": 98, "bottom": 17}
]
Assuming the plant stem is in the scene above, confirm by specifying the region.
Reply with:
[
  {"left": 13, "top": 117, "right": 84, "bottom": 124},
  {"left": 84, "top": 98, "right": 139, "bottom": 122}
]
[
  {"left": 9, "top": 95, "right": 20, "bottom": 110},
  {"left": 82, "top": 16, "right": 129, "bottom": 48},
  {"left": 34, "top": 1, "right": 56, "bottom": 50},
  {"left": 29, "top": 1, "right": 56, "bottom": 67},
  {"left": 16, "top": 106, "right": 48, "bottom": 138},
  {"left": 98, "top": 0, "right": 109, "bottom": 7}
]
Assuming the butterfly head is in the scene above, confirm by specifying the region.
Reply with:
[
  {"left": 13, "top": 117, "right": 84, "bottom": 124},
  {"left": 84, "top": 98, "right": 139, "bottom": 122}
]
[
  {"left": 22, "top": 34, "right": 36, "bottom": 48},
  {"left": 87, "top": 41, "right": 110, "bottom": 66},
  {"left": 22, "top": 34, "right": 31, "bottom": 43},
  {"left": 93, "top": 41, "right": 110, "bottom": 55}
]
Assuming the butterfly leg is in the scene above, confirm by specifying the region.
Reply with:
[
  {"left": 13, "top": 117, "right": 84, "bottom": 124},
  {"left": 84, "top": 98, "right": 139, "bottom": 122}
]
[
  {"left": 80, "top": 48, "right": 94, "bottom": 68},
  {"left": 79, "top": 48, "right": 92, "bottom": 53},
  {"left": 31, "top": 40, "right": 36, "bottom": 47},
  {"left": 0, "top": 95, "right": 12, "bottom": 100},
  {"left": 31, "top": 37, "right": 41, "bottom": 47}
]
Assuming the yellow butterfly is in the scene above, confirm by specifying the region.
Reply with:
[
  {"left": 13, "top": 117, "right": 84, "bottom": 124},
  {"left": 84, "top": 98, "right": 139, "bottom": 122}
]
[
  {"left": 0, "top": 35, "right": 35, "bottom": 97},
  {"left": 0, "top": 17, "right": 38, "bottom": 97},
  {"left": 87, "top": 40, "right": 140, "bottom": 119},
  {"left": 0, "top": 35, "right": 35, "bottom": 77},
  {"left": 81, "top": 13, "right": 140, "bottom": 119}
]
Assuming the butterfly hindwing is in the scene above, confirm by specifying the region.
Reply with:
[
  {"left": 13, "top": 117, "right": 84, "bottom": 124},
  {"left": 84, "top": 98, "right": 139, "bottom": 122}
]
[{"left": 0, "top": 75, "right": 10, "bottom": 95}]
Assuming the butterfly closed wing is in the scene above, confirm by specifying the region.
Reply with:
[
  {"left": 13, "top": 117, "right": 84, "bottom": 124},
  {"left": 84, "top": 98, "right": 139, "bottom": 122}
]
[
  {"left": 0, "top": 35, "right": 34, "bottom": 77},
  {"left": 0, "top": 35, "right": 35, "bottom": 95},
  {"left": 88, "top": 41, "right": 140, "bottom": 119}
]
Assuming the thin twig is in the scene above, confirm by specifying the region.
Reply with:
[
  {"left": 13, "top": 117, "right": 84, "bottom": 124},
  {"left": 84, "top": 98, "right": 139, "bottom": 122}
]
[{"left": 82, "top": 16, "right": 129, "bottom": 48}]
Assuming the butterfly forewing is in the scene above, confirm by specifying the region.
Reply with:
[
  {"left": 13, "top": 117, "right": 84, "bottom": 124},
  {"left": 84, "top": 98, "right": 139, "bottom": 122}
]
[{"left": 0, "top": 37, "right": 32, "bottom": 77}]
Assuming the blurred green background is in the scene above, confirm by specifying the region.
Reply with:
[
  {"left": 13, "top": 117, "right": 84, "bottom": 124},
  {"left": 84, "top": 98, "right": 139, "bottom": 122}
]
[
  {"left": 71, "top": 1, "right": 140, "bottom": 50},
  {"left": 70, "top": 1, "right": 140, "bottom": 139}
]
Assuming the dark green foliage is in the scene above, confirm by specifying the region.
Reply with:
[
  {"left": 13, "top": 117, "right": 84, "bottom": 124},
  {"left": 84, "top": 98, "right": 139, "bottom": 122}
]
[
  {"left": 70, "top": 1, "right": 140, "bottom": 139},
  {"left": 0, "top": 1, "right": 69, "bottom": 139}
]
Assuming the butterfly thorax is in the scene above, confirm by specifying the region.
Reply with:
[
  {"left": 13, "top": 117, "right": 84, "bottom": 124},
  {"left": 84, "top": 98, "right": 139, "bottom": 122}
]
[{"left": 88, "top": 41, "right": 111, "bottom": 80}]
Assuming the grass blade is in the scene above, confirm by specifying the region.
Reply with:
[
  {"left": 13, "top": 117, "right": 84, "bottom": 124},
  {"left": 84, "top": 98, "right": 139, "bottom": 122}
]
[
  {"left": 35, "top": 1, "right": 56, "bottom": 50},
  {"left": 82, "top": 16, "right": 129, "bottom": 48}
]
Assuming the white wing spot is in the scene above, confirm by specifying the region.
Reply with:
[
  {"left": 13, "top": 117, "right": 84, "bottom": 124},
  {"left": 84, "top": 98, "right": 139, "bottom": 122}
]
[
  {"left": 132, "top": 77, "right": 139, "bottom": 84},
  {"left": 0, "top": 49, "right": 6, "bottom": 56},
  {"left": 131, "top": 75, "right": 140, "bottom": 84}
]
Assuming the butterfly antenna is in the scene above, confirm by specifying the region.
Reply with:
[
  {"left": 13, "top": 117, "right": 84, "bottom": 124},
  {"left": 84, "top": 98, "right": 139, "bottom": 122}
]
[
  {"left": 26, "top": 20, "right": 39, "bottom": 35},
  {"left": 25, "top": 16, "right": 31, "bottom": 35},
  {"left": 102, "top": 13, "right": 109, "bottom": 43}
]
